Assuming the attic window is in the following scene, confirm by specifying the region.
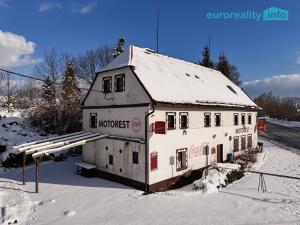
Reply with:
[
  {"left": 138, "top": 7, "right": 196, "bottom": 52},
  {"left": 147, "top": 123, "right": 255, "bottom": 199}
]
[
  {"left": 185, "top": 73, "right": 191, "bottom": 77},
  {"left": 227, "top": 85, "right": 237, "bottom": 94},
  {"left": 103, "top": 77, "right": 112, "bottom": 93},
  {"left": 195, "top": 75, "right": 200, "bottom": 79},
  {"left": 114, "top": 74, "right": 125, "bottom": 92}
]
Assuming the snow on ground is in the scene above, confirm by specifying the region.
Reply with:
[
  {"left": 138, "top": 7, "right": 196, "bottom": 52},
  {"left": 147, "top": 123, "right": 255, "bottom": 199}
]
[
  {"left": 267, "top": 118, "right": 300, "bottom": 128},
  {"left": 0, "top": 110, "right": 53, "bottom": 161},
  {"left": 1, "top": 139, "right": 300, "bottom": 225}
]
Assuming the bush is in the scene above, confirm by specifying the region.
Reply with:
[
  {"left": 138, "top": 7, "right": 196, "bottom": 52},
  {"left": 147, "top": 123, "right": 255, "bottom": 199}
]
[{"left": 225, "top": 169, "right": 245, "bottom": 185}]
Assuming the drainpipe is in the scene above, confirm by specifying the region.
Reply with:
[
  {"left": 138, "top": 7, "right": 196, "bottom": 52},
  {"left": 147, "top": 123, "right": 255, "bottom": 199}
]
[{"left": 145, "top": 102, "right": 155, "bottom": 193}]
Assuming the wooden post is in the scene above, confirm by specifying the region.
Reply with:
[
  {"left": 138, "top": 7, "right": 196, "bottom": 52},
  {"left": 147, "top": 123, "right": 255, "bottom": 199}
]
[
  {"left": 35, "top": 158, "right": 40, "bottom": 193},
  {"left": 22, "top": 152, "right": 26, "bottom": 185}
]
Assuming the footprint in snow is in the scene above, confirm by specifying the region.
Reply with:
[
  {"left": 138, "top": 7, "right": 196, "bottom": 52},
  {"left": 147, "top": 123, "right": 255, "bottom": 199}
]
[{"left": 64, "top": 210, "right": 76, "bottom": 217}]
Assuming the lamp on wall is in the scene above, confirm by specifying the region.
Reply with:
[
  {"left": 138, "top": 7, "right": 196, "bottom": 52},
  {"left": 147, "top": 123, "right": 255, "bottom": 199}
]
[
  {"left": 225, "top": 132, "right": 228, "bottom": 136},
  {"left": 213, "top": 134, "right": 216, "bottom": 138}
]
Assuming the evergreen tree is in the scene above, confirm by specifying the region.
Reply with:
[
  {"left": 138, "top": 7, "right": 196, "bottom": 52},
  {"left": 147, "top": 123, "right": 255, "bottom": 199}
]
[
  {"left": 42, "top": 77, "right": 55, "bottom": 103},
  {"left": 60, "top": 60, "right": 81, "bottom": 132},
  {"left": 112, "top": 37, "right": 126, "bottom": 58},
  {"left": 216, "top": 52, "right": 241, "bottom": 86},
  {"left": 199, "top": 44, "right": 214, "bottom": 69}
]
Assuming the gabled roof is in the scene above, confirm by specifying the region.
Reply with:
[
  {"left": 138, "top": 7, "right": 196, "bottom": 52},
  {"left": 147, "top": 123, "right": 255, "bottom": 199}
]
[{"left": 98, "top": 45, "right": 258, "bottom": 109}]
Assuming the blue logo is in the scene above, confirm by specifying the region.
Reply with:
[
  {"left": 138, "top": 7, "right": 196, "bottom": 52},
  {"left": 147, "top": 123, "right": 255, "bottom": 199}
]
[
  {"left": 263, "top": 7, "right": 288, "bottom": 21},
  {"left": 206, "top": 6, "right": 289, "bottom": 22}
]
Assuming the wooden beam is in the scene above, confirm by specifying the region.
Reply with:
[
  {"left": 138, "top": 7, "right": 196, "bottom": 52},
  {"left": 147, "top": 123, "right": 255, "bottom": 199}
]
[
  {"left": 35, "top": 158, "right": 40, "bottom": 193},
  {"left": 22, "top": 152, "right": 26, "bottom": 185}
]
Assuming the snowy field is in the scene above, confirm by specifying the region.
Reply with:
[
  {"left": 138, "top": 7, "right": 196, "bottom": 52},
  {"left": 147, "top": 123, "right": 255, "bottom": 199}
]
[
  {"left": 267, "top": 118, "right": 300, "bottom": 128},
  {"left": 1, "top": 139, "right": 300, "bottom": 225}
]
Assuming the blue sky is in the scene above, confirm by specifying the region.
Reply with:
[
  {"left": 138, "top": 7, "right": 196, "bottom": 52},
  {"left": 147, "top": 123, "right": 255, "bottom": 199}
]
[{"left": 1, "top": 0, "right": 300, "bottom": 85}]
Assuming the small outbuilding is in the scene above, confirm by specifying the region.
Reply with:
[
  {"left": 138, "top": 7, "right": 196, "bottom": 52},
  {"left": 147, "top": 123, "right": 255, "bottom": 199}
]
[{"left": 81, "top": 46, "right": 259, "bottom": 192}]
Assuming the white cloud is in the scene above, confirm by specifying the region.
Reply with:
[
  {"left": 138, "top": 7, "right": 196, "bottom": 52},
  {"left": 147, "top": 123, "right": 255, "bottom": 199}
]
[
  {"left": 0, "top": 30, "right": 41, "bottom": 68},
  {"left": 38, "top": 3, "right": 62, "bottom": 12},
  {"left": 242, "top": 74, "right": 300, "bottom": 97},
  {"left": 72, "top": 2, "right": 97, "bottom": 15}
]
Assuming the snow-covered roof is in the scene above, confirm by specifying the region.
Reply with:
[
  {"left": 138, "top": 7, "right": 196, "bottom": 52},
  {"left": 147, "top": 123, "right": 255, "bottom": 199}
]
[{"left": 100, "top": 45, "right": 258, "bottom": 109}]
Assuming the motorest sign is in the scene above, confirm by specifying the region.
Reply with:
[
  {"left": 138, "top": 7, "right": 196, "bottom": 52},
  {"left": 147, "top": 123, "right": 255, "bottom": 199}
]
[{"left": 98, "top": 118, "right": 141, "bottom": 132}]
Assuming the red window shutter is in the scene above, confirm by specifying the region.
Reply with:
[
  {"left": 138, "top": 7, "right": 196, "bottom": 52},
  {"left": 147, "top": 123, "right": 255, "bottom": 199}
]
[
  {"left": 151, "top": 152, "right": 158, "bottom": 171},
  {"left": 154, "top": 121, "right": 166, "bottom": 134}
]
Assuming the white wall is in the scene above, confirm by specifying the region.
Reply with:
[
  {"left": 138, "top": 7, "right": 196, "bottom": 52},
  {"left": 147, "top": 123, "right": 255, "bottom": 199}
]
[
  {"left": 148, "top": 107, "right": 257, "bottom": 185},
  {"left": 82, "top": 138, "right": 145, "bottom": 183},
  {"left": 82, "top": 107, "right": 149, "bottom": 139},
  {"left": 83, "top": 67, "right": 150, "bottom": 106}
]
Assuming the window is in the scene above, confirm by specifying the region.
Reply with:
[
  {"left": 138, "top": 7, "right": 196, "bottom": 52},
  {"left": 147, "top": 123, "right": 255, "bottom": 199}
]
[
  {"left": 241, "top": 135, "right": 246, "bottom": 150},
  {"left": 176, "top": 148, "right": 188, "bottom": 171},
  {"left": 204, "top": 113, "right": 211, "bottom": 127},
  {"left": 109, "top": 155, "right": 113, "bottom": 165},
  {"left": 215, "top": 113, "right": 221, "bottom": 127},
  {"left": 133, "top": 151, "right": 139, "bottom": 164},
  {"left": 179, "top": 112, "right": 188, "bottom": 129},
  {"left": 247, "top": 135, "right": 252, "bottom": 149},
  {"left": 241, "top": 113, "right": 245, "bottom": 125},
  {"left": 203, "top": 145, "right": 209, "bottom": 155},
  {"left": 248, "top": 114, "right": 252, "bottom": 125},
  {"left": 102, "top": 77, "right": 112, "bottom": 93},
  {"left": 234, "top": 113, "right": 239, "bottom": 126},
  {"left": 166, "top": 112, "right": 176, "bottom": 130},
  {"left": 89, "top": 113, "right": 97, "bottom": 128},
  {"left": 233, "top": 137, "right": 239, "bottom": 152},
  {"left": 151, "top": 152, "right": 158, "bottom": 171},
  {"left": 114, "top": 74, "right": 125, "bottom": 92}
]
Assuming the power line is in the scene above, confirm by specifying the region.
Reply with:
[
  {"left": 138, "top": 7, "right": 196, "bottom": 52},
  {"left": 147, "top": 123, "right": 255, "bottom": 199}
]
[{"left": 0, "top": 68, "right": 102, "bottom": 93}]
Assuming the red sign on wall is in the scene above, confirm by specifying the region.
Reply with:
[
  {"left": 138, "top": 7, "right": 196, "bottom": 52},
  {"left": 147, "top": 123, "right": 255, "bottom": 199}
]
[
  {"left": 150, "top": 152, "right": 158, "bottom": 171},
  {"left": 257, "top": 119, "right": 266, "bottom": 132},
  {"left": 154, "top": 121, "right": 166, "bottom": 134}
]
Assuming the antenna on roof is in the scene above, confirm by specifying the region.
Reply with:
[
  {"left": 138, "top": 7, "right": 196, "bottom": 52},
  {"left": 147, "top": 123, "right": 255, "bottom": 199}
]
[{"left": 156, "top": 8, "right": 159, "bottom": 53}]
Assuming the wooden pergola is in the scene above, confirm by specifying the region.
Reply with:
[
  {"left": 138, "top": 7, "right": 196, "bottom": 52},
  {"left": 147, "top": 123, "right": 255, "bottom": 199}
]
[{"left": 13, "top": 132, "right": 109, "bottom": 193}]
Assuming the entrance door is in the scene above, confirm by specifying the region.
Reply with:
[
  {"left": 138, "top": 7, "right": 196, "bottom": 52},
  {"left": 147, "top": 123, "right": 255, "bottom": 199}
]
[{"left": 217, "top": 144, "right": 223, "bottom": 163}]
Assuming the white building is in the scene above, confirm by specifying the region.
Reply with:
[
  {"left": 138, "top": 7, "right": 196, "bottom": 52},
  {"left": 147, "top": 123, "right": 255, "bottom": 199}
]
[{"left": 81, "top": 46, "right": 259, "bottom": 192}]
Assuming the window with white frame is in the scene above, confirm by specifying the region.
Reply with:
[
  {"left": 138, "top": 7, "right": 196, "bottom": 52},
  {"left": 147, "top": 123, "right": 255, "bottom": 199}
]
[
  {"left": 89, "top": 113, "right": 97, "bottom": 128},
  {"left": 166, "top": 112, "right": 176, "bottom": 130},
  {"left": 204, "top": 113, "right": 211, "bottom": 127},
  {"left": 233, "top": 136, "right": 239, "bottom": 152},
  {"left": 133, "top": 151, "right": 138, "bottom": 164},
  {"left": 234, "top": 113, "right": 239, "bottom": 126},
  {"left": 176, "top": 148, "right": 188, "bottom": 171},
  {"left": 241, "top": 135, "right": 246, "bottom": 150},
  {"left": 247, "top": 134, "right": 252, "bottom": 148},
  {"left": 241, "top": 113, "right": 245, "bottom": 125},
  {"left": 179, "top": 112, "right": 188, "bottom": 129},
  {"left": 248, "top": 114, "right": 252, "bottom": 125},
  {"left": 215, "top": 113, "right": 221, "bottom": 127},
  {"left": 114, "top": 74, "right": 125, "bottom": 92},
  {"left": 102, "top": 77, "right": 112, "bottom": 93}
]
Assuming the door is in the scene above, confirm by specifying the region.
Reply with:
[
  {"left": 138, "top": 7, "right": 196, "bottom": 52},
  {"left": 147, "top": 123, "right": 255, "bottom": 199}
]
[{"left": 217, "top": 144, "right": 223, "bottom": 163}]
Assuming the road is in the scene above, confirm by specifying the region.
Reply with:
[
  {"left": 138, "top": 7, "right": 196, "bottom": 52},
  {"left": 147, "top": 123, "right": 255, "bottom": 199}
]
[{"left": 259, "top": 121, "right": 300, "bottom": 150}]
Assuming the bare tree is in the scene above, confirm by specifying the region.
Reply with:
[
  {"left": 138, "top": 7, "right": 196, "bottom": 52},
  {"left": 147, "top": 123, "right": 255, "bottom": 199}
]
[
  {"left": 35, "top": 48, "right": 60, "bottom": 98},
  {"left": 0, "top": 69, "right": 17, "bottom": 112},
  {"left": 76, "top": 45, "right": 113, "bottom": 84},
  {"left": 34, "top": 49, "right": 61, "bottom": 131}
]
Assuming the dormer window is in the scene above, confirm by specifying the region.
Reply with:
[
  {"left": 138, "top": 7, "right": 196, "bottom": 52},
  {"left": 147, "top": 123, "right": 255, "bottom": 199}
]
[
  {"left": 103, "top": 77, "right": 112, "bottom": 93},
  {"left": 115, "top": 74, "right": 125, "bottom": 92}
]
